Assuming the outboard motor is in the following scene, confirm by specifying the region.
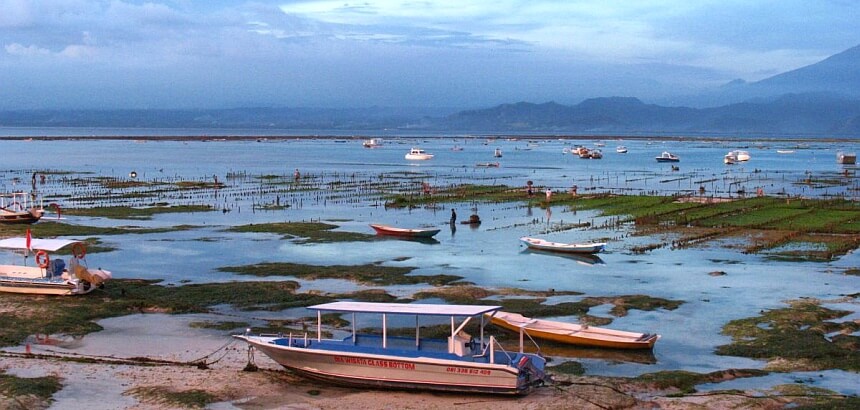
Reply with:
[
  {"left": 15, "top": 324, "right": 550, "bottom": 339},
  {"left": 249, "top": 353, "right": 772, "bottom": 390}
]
[
  {"left": 517, "top": 354, "right": 550, "bottom": 388},
  {"left": 50, "top": 259, "right": 65, "bottom": 278}
]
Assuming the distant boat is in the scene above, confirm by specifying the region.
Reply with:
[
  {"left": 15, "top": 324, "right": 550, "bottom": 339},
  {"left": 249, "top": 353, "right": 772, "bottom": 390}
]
[
  {"left": 520, "top": 237, "right": 605, "bottom": 254},
  {"left": 451, "top": 145, "right": 464, "bottom": 151},
  {"left": 488, "top": 311, "right": 660, "bottom": 350},
  {"left": 476, "top": 162, "right": 500, "bottom": 168},
  {"left": 588, "top": 149, "right": 603, "bottom": 159},
  {"left": 616, "top": 146, "right": 628, "bottom": 154},
  {"left": 724, "top": 151, "right": 739, "bottom": 165},
  {"left": 837, "top": 151, "right": 857, "bottom": 165},
  {"left": 731, "top": 150, "right": 750, "bottom": 161},
  {"left": 776, "top": 150, "right": 795, "bottom": 154},
  {"left": 370, "top": 224, "right": 440, "bottom": 238},
  {"left": 405, "top": 148, "right": 434, "bottom": 160},
  {"left": 494, "top": 148, "right": 503, "bottom": 158},
  {"left": 362, "top": 138, "right": 383, "bottom": 148},
  {"left": 655, "top": 151, "right": 680, "bottom": 162}
]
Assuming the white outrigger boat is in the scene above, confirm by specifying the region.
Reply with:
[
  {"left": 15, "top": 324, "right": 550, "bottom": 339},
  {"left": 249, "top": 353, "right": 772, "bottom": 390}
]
[
  {"left": 235, "top": 302, "right": 549, "bottom": 395},
  {"left": 0, "top": 236, "right": 111, "bottom": 295}
]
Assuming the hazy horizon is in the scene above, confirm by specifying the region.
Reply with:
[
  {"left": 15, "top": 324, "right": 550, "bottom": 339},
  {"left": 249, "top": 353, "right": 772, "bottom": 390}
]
[{"left": 1, "top": 1, "right": 857, "bottom": 110}]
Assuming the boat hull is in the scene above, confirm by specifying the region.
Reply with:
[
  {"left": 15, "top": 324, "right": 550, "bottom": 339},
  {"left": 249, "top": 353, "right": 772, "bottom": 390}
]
[
  {"left": 0, "top": 209, "right": 43, "bottom": 224},
  {"left": 490, "top": 313, "right": 659, "bottom": 350},
  {"left": 520, "top": 237, "right": 605, "bottom": 254},
  {"left": 370, "top": 224, "right": 440, "bottom": 238},
  {"left": 241, "top": 336, "right": 532, "bottom": 395}
]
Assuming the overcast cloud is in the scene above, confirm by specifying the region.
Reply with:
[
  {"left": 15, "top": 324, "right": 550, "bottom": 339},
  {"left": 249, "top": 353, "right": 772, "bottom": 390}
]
[{"left": 0, "top": 0, "right": 856, "bottom": 109}]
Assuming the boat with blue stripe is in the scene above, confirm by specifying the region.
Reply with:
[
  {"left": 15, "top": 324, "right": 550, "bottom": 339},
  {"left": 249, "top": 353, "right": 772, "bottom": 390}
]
[{"left": 235, "top": 302, "right": 550, "bottom": 395}]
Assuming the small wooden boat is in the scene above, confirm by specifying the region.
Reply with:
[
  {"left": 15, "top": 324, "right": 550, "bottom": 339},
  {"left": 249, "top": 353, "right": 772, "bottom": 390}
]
[
  {"left": 0, "top": 192, "right": 45, "bottom": 224},
  {"left": 235, "top": 302, "right": 550, "bottom": 395},
  {"left": 520, "top": 237, "right": 605, "bottom": 254},
  {"left": 655, "top": 151, "right": 680, "bottom": 162},
  {"left": 837, "top": 151, "right": 857, "bottom": 165},
  {"left": 0, "top": 235, "right": 112, "bottom": 296},
  {"left": 488, "top": 311, "right": 659, "bottom": 350},
  {"left": 370, "top": 224, "right": 440, "bottom": 238}
]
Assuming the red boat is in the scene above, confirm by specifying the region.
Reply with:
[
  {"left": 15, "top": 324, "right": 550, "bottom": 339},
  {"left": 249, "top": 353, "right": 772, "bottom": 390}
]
[{"left": 370, "top": 224, "right": 441, "bottom": 238}]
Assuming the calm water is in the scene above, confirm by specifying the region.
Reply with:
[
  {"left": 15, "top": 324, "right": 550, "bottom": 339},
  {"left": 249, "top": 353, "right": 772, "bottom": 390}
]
[{"left": 1, "top": 132, "right": 858, "bottom": 394}]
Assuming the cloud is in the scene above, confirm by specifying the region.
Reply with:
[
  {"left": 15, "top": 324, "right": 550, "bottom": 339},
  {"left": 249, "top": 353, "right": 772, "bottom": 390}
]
[{"left": 4, "top": 43, "right": 50, "bottom": 56}]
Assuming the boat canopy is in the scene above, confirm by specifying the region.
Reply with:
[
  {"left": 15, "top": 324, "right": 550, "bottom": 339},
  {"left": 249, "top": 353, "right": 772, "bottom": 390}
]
[
  {"left": 307, "top": 301, "right": 501, "bottom": 317},
  {"left": 0, "top": 237, "right": 81, "bottom": 252}
]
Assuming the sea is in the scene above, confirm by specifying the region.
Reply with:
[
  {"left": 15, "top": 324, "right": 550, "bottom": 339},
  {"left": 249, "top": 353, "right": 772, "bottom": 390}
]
[{"left": 1, "top": 127, "right": 858, "bottom": 395}]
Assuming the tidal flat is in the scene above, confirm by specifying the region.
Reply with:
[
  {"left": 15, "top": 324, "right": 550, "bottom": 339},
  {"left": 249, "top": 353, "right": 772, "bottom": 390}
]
[{"left": 0, "top": 136, "right": 858, "bottom": 407}]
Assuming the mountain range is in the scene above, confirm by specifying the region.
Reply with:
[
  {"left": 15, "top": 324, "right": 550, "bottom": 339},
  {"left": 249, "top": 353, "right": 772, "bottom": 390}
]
[{"left": 1, "top": 44, "right": 859, "bottom": 137}]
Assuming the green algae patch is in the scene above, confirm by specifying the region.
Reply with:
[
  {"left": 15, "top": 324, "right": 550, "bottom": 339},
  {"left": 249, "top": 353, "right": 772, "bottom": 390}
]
[
  {"left": 0, "top": 279, "right": 330, "bottom": 347},
  {"left": 0, "top": 221, "right": 199, "bottom": 238},
  {"left": 413, "top": 286, "right": 681, "bottom": 321},
  {"left": 63, "top": 205, "right": 216, "bottom": 220},
  {"left": 716, "top": 298, "right": 860, "bottom": 371},
  {"left": 0, "top": 372, "right": 62, "bottom": 409},
  {"left": 548, "top": 361, "right": 586, "bottom": 376},
  {"left": 631, "top": 369, "right": 768, "bottom": 395},
  {"left": 219, "top": 262, "right": 463, "bottom": 286},
  {"left": 226, "top": 222, "right": 375, "bottom": 243},
  {"left": 188, "top": 320, "right": 250, "bottom": 331},
  {"left": 125, "top": 386, "right": 217, "bottom": 409}
]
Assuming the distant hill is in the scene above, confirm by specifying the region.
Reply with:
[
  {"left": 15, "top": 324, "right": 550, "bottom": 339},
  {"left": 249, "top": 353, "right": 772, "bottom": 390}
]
[{"left": 436, "top": 94, "right": 860, "bottom": 136}]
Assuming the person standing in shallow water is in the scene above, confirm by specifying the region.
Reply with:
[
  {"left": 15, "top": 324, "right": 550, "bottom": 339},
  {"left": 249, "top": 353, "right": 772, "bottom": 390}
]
[{"left": 450, "top": 209, "right": 457, "bottom": 224}]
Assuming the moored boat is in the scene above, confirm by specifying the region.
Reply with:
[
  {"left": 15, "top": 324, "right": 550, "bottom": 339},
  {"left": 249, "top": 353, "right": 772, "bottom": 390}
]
[
  {"left": 731, "top": 150, "right": 750, "bottom": 161},
  {"left": 494, "top": 148, "right": 503, "bottom": 158},
  {"left": 405, "top": 148, "right": 434, "bottom": 160},
  {"left": 488, "top": 311, "right": 660, "bottom": 350},
  {"left": 724, "top": 151, "right": 739, "bottom": 164},
  {"left": 0, "top": 235, "right": 112, "bottom": 295},
  {"left": 362, "top": 138, "right": 383, "bottom": 148},
  {"left": 234, "top": 302, "right": 550, "bottom": 395},
  {"left": 0, "top": 192, "right": 45, "bottom": 224},
  {"left": 837, "top": 151, "right": 857, "bottom": 165},
  {"left": 519, "top": 237, "right": 605, "bottom": 254},
  {"left": 370, "top": 224, "right": 440, "bottom": 238},
  {"left": 476, "top": 162, "right": 500, "bottom": 168},
  {"left": 655, "top": 151, "right": 680, "bottom": 162},
  {"left": 589, "top": 149, "right": 603, "bottom": 159},
  {"left": 616, "top": 146, "right": 628, "bottom": 154}
]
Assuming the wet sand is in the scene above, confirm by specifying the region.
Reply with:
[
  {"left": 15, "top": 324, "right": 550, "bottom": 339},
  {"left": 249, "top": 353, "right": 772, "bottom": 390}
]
[{"left": 0, "top": 313, "right": 804, "bottom": 409}]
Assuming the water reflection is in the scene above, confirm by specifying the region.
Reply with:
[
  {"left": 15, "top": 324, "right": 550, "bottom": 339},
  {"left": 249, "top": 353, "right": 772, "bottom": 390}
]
[{"left": 521, "top": 248, "right": 606, "bottom": 266}]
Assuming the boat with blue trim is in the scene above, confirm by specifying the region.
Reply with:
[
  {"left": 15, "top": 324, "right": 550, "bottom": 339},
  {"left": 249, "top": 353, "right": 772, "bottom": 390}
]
[{"left": 234, "top": 302, "right": 550, "bottom": 395}]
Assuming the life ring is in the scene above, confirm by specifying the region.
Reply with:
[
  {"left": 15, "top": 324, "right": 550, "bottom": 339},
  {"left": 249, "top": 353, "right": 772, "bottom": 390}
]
[
  {"left": 71, "top": 242, "right": 87, "bottom": 259},
  {"left": 35, "top": 250, "right": 50, "bottom": 269}
]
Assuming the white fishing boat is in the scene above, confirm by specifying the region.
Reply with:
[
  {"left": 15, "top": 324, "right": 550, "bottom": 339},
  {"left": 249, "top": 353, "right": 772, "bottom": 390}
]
[
  {"left": 616, "top": 146, "right": 628, "bottom": 154},
  {"left": 494, "top": 148, "right": 503, "bottom": 158},
  {"left": 589, "top": 149, "right": 603, "bottom": 159},
  {"left": 724, "top": 151, "right": 739, "bottom": 164},
  {"left": 776, "top": 149, "right": 795, "bottom": 154},
  {"left": 0, "top": 235, "right": 112, "bottom": 295},
  {"left": 362, "top": 138, "right": 383, "bottom": 148},
  {"left": 0, "top": 192, "right": 45, "bottom": 224},
  {"left": 655, "top": 151, "right": 680, "bottom": 162},
  {"left": 235, "top": 302, "right": 549, "bottom": 395},
  {"left": 405, "top": 148, "right": 434, "bottom": 160},
  {"left": 519, "top": 237, "right": 605, "bottom": 254},
  {"left": 837, "top": 151, "right": 857, "bottom": 165},
  {"left": 730, "top": 150, "right": 750, "bottom": 161}
]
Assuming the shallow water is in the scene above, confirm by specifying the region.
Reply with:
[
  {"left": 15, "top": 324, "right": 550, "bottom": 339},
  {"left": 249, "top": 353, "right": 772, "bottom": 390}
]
[{"left": 1, "top": 134, "right": 858, "bottom": 394}]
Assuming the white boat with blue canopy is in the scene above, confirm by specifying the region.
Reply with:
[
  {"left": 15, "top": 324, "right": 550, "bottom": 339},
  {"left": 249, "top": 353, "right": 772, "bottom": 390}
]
[
  {"left": 0, "top": 236, "right": 111, "bottom": 296},
  {"left": 234, "top": 301, "right": 550, "bottom": 395}
]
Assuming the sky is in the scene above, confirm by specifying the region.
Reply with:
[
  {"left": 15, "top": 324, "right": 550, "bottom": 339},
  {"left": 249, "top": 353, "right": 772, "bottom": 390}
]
[{"left": 0, "top": 0, "right": 857, "bottom": 110}]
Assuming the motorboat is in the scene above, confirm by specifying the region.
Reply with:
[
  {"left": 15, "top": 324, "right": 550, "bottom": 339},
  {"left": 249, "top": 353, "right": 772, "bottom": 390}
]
[
  {"left": 494, "top": 148, "right": 503, "bottom": 158},
  {"left": 724, "top": 151, "right": 739, "bottom": 164},
  {"left": 578, "top": 148, "right": 591, "bottom": 159},
  {"left": 405, "top": 148, "right": 434, "bottom": 160},
  {"left": 0, "top": 192, "right": 45, "bottom": 224},
  {"left": 362, "top": 138, "right": 383, "bottom": 148},
  {"left": 655, "top": 151, "right": 680, "bottom": 162},
  {"left": 488, "top": 311, "right": 659, "bottom": 350},
  {"left": 837, "top": 151, "right": 857, "bottom": 165},
  {"left": 519, "top": 237, "right": 605, "bottom": 254},
  {"left": 730, "top": 150, "right": 750, "bottom": 161},
  {"left": 0, "top": 235, "right": 112, "bottom": 295},
  {"left": 476, "top": 162, "right": 500, "bottom": 168},
  {"left": 616, "top": 146, "right": 628, "bottom": 154},
  {"left": 370, "top": 224, "right": 440, "bottom": 238},
  {"left": 234, "top": 302, "right": 549, "bottom": 395},
  {"left": 588, "top": 149, "right": 603, "bottom": 159}
]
